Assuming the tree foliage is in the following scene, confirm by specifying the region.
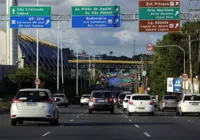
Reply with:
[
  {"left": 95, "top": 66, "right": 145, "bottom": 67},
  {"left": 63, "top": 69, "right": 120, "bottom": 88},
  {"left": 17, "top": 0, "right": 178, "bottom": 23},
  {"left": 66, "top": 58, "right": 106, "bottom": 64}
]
[{"left": 148, "top": 21, "right": 200, "bottom": 97}]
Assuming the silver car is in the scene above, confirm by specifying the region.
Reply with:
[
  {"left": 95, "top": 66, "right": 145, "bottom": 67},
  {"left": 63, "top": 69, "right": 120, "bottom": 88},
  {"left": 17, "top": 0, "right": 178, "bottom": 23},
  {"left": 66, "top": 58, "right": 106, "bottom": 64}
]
[
  {"left": 10, "top": 88, "right": 59, "bottom": 126},
  {"left": 54, "top": 93, "right": 68, "bottom": 107},
  {"left": 159, "top": 95, "right": 178, "bottom": 112}
]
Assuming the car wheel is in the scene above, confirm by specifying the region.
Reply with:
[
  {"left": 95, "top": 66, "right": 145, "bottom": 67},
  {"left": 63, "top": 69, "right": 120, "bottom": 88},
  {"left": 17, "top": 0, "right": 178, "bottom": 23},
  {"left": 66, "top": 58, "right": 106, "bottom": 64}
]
[
  {"left": 123, "top": 108, "right": 126, "bottom": 111},
  {"left": 159, "top": 108, "right": 161, "bottom": 111},
  {"left": 18, "top": 120, "right": 23, "bottom": 124},
  {"left": 80, "top": 104, "right": 83, "bottom": 107},
  {"left": 127, "top": 110, "right": 131, "bottom": 116},
  {"left": 49, "top": 119, "right": 55, "bottom": 126},
  {"left": 11, "top": 119, "right": 17, "bottom": 126},
  {"left": 88, "top": 109, "right": 92, "bottom": 114},
  {"left": 176, "top": 110, "right": 180, "bottom": 116},
  {"left": 65, "top": 104, "right": 68, "bottom": 107},
  {"left": 117, "top": 105, "right": 120, "bottom": 109},
  {"left": 110, "top": 108, "right": 114, "bottom": 114}
]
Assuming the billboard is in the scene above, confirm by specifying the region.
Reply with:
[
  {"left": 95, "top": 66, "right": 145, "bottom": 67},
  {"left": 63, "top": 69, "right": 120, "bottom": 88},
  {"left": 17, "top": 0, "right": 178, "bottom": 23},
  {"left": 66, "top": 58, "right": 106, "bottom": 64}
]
[
  {"left": 167, "top": 78, "right": 174, "bottom": 92},
  {"left": 173, "top": 78, "right": 182, "bottom": 93}
]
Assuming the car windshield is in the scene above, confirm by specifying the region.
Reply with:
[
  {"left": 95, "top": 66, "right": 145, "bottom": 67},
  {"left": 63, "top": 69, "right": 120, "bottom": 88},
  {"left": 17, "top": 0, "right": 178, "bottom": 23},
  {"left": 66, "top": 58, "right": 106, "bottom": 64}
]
[
  {"left": 164, "top": 96, "right": 178, "bottom": 100},
  {"left": 184, "top": 95, "right": 200, "bottom": 101},
  {"left": 92, "top": 92, "right": 111, "bottom": 98},
  {"left": 132, "top": 96, "right": 151, "bottom": 100},
  {"left": 54, "top": 95, "right": 65, "bottom": 97},
  {"left": 16, "top": 91, "right": 49, "bottom": 101}
]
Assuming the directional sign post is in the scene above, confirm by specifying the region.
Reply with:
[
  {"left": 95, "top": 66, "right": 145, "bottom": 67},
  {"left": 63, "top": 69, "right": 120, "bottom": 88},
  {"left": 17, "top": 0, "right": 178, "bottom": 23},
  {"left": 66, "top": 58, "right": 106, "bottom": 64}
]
[
  {"left": 139, "top": 0, "right": 180, "bottom": 32},
  {"left": 10, "top": 6, "right": 51, "bottom": 28},
  {"left": 72, "top": 6, "right": 120, "bottom": 28}
]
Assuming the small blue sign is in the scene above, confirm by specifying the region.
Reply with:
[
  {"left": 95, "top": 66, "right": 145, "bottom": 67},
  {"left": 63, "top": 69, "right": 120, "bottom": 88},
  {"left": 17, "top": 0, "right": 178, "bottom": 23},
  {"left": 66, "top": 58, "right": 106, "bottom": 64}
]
[
  {"left": 109, "top": 78, "right": 120, "bottom": 86},
  {"left": 72, "top": 16, "right": 120, "bottom": 28},
  {"left": 173, "top": 78, "right": 182, "bottom": 93},
  {"left": 10, "top": 16, "right": 51, "bottom": 28}
]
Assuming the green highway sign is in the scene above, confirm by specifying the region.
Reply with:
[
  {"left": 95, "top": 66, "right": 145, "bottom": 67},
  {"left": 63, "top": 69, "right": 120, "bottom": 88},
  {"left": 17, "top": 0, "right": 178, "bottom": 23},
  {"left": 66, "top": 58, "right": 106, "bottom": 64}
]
[
  {"left": 72, "top": 6, "right": 120, "bottom": 16},
  {"left": 139, "top": 7, "right": 180, "bottom": 20},
  {"left": 10, "top": 6, "right": 51, "bottom": 16}
]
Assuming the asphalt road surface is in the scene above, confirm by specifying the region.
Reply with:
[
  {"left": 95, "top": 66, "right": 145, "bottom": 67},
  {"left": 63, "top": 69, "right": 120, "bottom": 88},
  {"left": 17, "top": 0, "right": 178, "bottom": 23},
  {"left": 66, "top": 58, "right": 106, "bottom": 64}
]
[{"left": 1, "top": 105, "right": 200, "bottom": 140}]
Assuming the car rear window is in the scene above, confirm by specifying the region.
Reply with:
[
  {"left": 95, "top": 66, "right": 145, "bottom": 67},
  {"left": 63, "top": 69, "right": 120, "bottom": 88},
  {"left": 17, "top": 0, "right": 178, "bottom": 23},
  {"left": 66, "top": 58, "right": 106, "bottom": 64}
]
[
  {"left": 16, "top": 91, "right": 49, "bottom": 101},
  {"left": 83, "top": 96, "right": 90, "bottom": 98},
  {"left": 132, "top": 96, "right": 151, "bottom": 100},
  {"left": 92, "top": 92, "right": 111, "bottom": 98},
  {"left": 151, "top": 96, "right": 155, "bottom": 99},
  {"left": 164, "top": 96, "right": 178, "bottom": 100},
  {"left": 54, "top": 95, "right": 65, "bottom": 97},
  {"left": 184, "top": 95, "right": 200, "bottom": 101},
  {"left": 126, "top": 95, "right": 131, "bottom": 99}
]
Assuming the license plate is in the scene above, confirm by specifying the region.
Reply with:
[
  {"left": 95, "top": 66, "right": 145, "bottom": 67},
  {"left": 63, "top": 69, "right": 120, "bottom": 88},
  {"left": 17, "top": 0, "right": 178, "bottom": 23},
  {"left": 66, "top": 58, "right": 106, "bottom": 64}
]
[
  {"left": 26, "top": 102, "right": 37, "bottom": 106},
  {"left": 138, "top": 107, "right": 145, "bottom": 110},
  {"left": 98, "top": 100, "right": 105, "bottom": 103}
]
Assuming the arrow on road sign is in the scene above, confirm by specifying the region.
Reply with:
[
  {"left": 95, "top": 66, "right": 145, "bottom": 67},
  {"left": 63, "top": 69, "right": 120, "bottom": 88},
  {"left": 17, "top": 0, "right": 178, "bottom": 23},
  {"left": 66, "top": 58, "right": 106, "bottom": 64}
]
[
  {"left": 176, "top": 2, "right": 179, "bottom": 5},
  {"left": 114, "top": 8, "right": 119, "bottom": 13},
  {"left": 175, "top": 23, "right": 179, "bottom": 28},
  {"left": 146, "top": 43, "right": 154, "bottom": 51},
  {"left": 175, "top": 11, "right": 179, "bottom": 16},
  {"left": 46, "top": 19, "right": 50, "bottom": 25},
  {"left": 12, "top": 9, "right": 15, "bottom": 14}
]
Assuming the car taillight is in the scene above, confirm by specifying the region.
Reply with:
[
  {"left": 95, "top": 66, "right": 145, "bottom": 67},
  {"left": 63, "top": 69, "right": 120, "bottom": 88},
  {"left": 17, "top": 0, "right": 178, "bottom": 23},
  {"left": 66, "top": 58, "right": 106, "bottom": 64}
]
[
  {"left": 90, "top": 98, "right": 94, "bottom": 102},
  {"left": 109, "top": 98, "right": 113, "bottom": 102},
  {"left": 41, "top": 99, "right": 52, "bottom": 104},
  {"left": 12, "top": 98, "right": 23, "bottom": 103},
  {"left": 129, "top": 101, "right": 133, "bottom": 105},
  {"left": 162, "top": 100, "right": 166, "bottom": 103},
  {"left": 150, "top": 101, "right": 154, "bottom": 105}
]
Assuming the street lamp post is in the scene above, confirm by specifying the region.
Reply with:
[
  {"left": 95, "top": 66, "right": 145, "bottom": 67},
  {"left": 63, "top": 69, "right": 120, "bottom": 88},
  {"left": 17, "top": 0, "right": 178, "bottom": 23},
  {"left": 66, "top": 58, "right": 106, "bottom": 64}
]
[{"left": 36, "top": 0, "right": 39, "bottom": 89}]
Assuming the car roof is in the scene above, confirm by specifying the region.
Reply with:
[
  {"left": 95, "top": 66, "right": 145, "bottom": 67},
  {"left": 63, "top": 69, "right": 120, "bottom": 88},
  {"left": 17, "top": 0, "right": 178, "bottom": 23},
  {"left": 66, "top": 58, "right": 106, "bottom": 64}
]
[
  {"left": 82, "top": 94, "right": 91, "bottom": 96},
  {"left": 19, "top": 88, "right": 50, "bottom": 92},
  {"left": 131, "top": 94, "right": 151, "bottom": 96}
]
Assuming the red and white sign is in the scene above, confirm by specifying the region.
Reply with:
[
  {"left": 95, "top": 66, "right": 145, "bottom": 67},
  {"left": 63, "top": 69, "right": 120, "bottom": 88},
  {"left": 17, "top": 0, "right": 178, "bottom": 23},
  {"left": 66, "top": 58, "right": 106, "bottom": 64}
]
[
  {"left": 146, "top": 43, "right": 154, "bottom": 51},
  {"left": 34, "top": 78, "right": 41, "bottom": 85},
  {"left": 181, "top": 73, "right": 188, "bottom": 81}
]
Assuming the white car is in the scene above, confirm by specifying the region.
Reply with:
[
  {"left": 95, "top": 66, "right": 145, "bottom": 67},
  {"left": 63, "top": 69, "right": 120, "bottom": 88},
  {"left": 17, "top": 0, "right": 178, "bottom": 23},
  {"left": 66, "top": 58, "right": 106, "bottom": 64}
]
[
  {"left": 177, "top": 94, "right": 200, "bottom": 116},
  {"left": 122, "top": 95, "right": 131, "bottom": 111},
  {"left": 10, "top": 88, "right": 59, "bottom": 126},
  {"left": 54, "top": 93, "right": 68, "bottom": 107},
  {"left": 127, "top": 94, "right": 154, "bottom": 116},
  {"left": 80, "top": 94, "right": 90, "bottom": 106}
]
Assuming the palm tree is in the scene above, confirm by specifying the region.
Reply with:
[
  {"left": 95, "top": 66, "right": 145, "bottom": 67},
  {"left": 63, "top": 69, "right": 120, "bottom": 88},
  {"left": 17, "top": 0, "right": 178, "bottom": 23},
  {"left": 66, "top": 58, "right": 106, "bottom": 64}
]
[{"left": 109, "top": 51, "right": 113, "bottom": 56}]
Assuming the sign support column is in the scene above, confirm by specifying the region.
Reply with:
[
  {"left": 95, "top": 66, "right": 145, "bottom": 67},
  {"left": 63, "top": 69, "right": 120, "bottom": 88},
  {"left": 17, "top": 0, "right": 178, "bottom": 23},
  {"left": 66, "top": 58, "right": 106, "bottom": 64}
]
[{"left": 36, "top": 0, "right": 39, "bottom": 89}]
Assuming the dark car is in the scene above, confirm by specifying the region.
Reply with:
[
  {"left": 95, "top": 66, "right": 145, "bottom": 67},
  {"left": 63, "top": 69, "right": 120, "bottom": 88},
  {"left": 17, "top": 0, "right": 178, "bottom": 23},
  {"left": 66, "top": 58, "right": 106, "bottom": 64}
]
[
  {"left": 116, "top": 93, "right": 129, "bottom": 108},
  {"left": 72, "top": 96, "right": 81, "bottom": 104},
  {"left": 88, "top": 90, "right": 114, "bottom": 114}
]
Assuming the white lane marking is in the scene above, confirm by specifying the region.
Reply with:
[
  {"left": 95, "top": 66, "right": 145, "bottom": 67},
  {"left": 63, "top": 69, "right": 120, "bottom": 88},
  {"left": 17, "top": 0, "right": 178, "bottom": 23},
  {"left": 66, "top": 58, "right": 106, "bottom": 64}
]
[
  {"left": 135, "top": 124, "right": 139, "bottom": 128},
  {"left": 144, "top": 132, "right": 151, "bottom": 137},
  {"left": 77, "top": 116, "right": 79, "bottom": 117},
  {"left": 42, "top": 132, "right": 51, "bottom": 137},
  {"left": 70, "top": 119, "right": 74, "bottom": 122},
  {"left": 84, "top": 112, "right": 86, "bottom": 113},
  {"left": 81, "top": 113, "right": 83, "bottom": 115},
  {"left": 129, "top": 120, "right": 132, "bottom": 122},
  {"left": 125, "top": 116, "right": 128, "bottom": 118},
  {"left": 174, "top": 116, "right": 179, "bottom": 119},
  {"left": 188, "top": 120, "right": 194, "bottom": 122},
  {"left": 60, "top": 124, "right": 64, "bottom": 127}
]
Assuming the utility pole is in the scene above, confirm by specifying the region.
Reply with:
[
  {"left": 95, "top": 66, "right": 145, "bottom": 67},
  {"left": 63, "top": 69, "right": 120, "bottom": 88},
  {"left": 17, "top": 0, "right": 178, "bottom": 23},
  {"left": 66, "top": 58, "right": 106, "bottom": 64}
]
[
  {"left": 181, "top": 30, "right": 199, "bottom": 93},
  {"left": 198, "top": 32, "right": 200, "bottom": 81}
]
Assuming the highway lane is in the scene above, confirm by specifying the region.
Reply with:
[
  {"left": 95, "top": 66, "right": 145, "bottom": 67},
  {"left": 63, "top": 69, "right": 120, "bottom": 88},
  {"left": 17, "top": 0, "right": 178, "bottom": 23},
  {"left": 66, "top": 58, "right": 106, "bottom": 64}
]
[{"left": 0, "top": 106, "right": 200, "bottom": 140}]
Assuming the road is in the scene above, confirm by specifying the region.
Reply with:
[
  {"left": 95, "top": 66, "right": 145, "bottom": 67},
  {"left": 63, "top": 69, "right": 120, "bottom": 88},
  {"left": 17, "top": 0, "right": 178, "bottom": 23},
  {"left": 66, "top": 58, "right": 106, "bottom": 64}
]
[{"left": 0, "top": 105, "right": 200, "bottom": 140}]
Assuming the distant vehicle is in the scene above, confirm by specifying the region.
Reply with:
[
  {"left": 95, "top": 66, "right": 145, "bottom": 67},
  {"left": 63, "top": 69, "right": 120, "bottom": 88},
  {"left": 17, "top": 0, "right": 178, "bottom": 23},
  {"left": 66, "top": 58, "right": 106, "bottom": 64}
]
[
  {"left": 116, "top": 93, "right": 131, "bottom": 108},
  {"left": 151, "top": 96, "right": 157, "bottom": 107},
  {"left": 53, "top": 93, "right": 68, "bottom": 107},
  {"left": 177, "top": 94, "right": 200, "bottom": 116},
  {"left": 127, "top": 94, "right": 154, "bottom": 116},
  {"left": 159, "top": 95, "right": 178, "bottom": 112},
  {"left": 72, "top": 96, "right": 81, "bottom": 104},
  {"left": 80, "top": 94, "right": 91, "bottom": 106},
  {"left": 88, "top": 90, "right": 114, "bottom": 114},
  {"left": 122, "top": 95, "right": 131, "bottom": 111},
  {"left": 10, "top": 88, "right": 59, "bottom": 126}
]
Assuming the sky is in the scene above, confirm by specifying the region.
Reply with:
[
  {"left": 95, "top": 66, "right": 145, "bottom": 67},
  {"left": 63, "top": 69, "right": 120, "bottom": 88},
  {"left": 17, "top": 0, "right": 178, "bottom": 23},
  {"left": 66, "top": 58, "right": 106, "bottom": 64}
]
[{"left": 0, "top": 0, "right": 192, "bottom": 57}]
